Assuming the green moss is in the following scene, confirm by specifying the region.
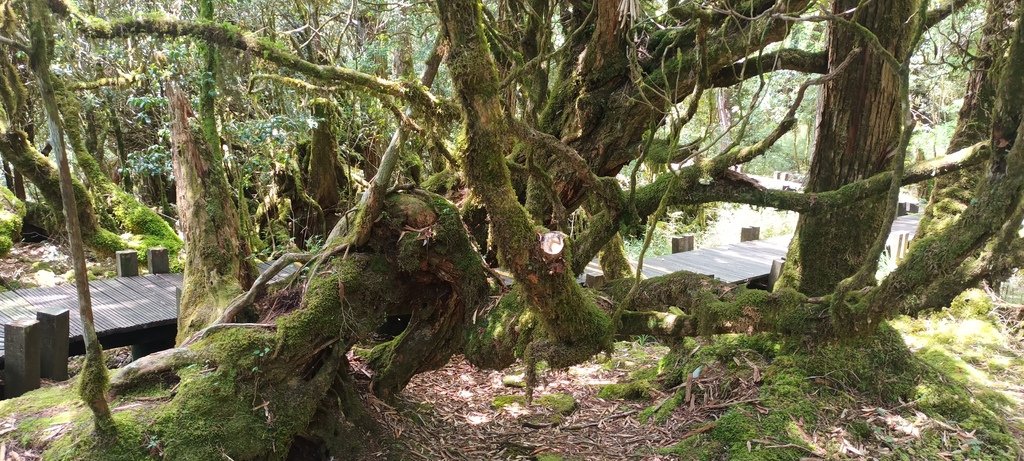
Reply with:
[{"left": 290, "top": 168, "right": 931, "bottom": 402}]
[
  {"left": 421, "top": 169, "right": 463, "bottom": 195},
  {"left": 535, "top": 454, "right": 565, "bottom": 461},
  {"left": 948, "top": 288, "right": 994, "bottom": 318},
  {"left": 43, "top": 410, "right": 152, "bottom": 461},
  {"left": 0, "top": 185, "right": 24, "bottom": 257},
  {"left": 597, "top": 381, "right": 654, "bottom": 400},
  {"left": 465, "top": 287, "right": 536, "bottom": 370},
  {"left": 492, "top": 394, "right": 527, "bottom": 409},
  {"left": 797, "top": 323, "right": 919, "bottom": 403},
  {"left": 657, "top": 433, "right": 720, "bottom": 460},
  {"left": 536, "top": 393, "right": 577, "bottom": 415},
  {"left": 502, "top": 374, "right": 526, "bottom": 388}
]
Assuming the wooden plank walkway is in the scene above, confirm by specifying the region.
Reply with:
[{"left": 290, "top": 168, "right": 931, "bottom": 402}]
[
  {"left": 0, "top": 214, "right": 920, "bottom": 362},
  {"left": 0, "top": 262, "right": 297, "bottom": 361},
  {"left": 584, "top": 214, "right": 922, "bottom": 283}
]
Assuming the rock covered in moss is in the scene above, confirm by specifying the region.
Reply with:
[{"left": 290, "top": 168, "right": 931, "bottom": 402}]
[
  {"left": 536, "top": 393, "right": 578, "bottom": 415},
  {"left": 597, "top": 381, "right": 653, "bottom": 401},
  {"left": 491, "top": 394, "right": 527, "bottom": 410}
]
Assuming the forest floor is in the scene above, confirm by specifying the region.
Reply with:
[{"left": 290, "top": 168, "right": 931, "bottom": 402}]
[{"left": 373, "top": 296, "right": 1024, "bottom": 460}]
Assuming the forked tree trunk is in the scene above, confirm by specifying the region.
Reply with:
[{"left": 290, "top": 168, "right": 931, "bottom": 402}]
[{"left": 780, "top": 0, "right": 923, "bottom": 296}]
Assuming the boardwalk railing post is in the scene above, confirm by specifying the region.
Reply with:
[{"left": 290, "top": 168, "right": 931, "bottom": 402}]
[
  {"left": 895, "top": 233, "right": 907, "bottom": 261},
  {"left": 36, "top": 308, "right": 69, "bottom": 381},
  {"left": 768, "top": 259, "right": 785, "bottom": 291},
  {"left": 147, "top": 247, "right": 170, "bottom": 274},
  {"left": 907, "top": 202, "right": 920, "bottom": 214},
  {"left": 4, "top": 318, "right": 41, "bottom": 398},
  {"left": 740, "top": 227, "right": 760, "bottom": 242},
  {"left": 671, "top": 234, "right": 695, "bottom": 253},
  {"left": 897, "top": 202, "right": 908, "bottom": 217},
  {"left": 116, "top": 250, "right": 139, "bottom": 277}
]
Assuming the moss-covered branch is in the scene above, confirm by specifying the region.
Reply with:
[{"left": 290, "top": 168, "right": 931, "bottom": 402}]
[
  {"left": 0, "top": 185, "right": 23, "bottom": 256},
  {"left": 711, "top": 49, "right": 827, "bottom": 88},
  {"left": 636, "top": 139, "right": 990, "bottom": 218},
  {"left": 0, "top": 130, "right": 123, "bottom": 253}
]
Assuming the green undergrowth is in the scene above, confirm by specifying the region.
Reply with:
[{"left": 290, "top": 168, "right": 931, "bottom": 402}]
[{"left": 650, "top": 291, "right": 1023, "bottom": 460}]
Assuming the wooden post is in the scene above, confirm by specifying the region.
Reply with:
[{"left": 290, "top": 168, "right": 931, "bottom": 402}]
[
  {"left": 902, "top": 233, "right": 912, "bottom": 257},
  {"left": 897, "top": 202, "right": 908, "bottom": 217},
  {"left": 768, "top": 259, "right": 785, "bottom": 291},
  {"left": 773, "top": 171, "right": 782, "bottom": 179},
  {"left": 672, "top": 234, "right": 695, "bottom": 253},
  {"left": 740, "top": 226, "right": 760, "bottom": 242},
  {"left": 36, "top": 308, "right": 69, "bottom": 381},
  {"left": 907, "top": 203, "right": 920, "bottom": 213},
  {"left": 585, "top": 274, "right": 606, "bottom": 289},
  {"left": 116, "top": 250, "right": 139, "bottom": 277},
  {"left": 4, "top": 318, "right": 41, "bottom": 398},
  {"left": 147, "top": 247, "right": 170, "bottom": 274},
  {"left": 895, "top": 233, "right": 907, "bottom": 261}
]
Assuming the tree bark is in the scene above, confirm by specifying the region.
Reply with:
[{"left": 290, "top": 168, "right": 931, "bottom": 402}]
[
  {"left": 166, "top": 82, "right": 252, "bottom": 342},
  {"left": 780, "top": 0, "right": 923, "bottom": 296}
]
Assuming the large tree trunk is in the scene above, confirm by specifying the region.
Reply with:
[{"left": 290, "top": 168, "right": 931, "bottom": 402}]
[
  {"left": 437, "top": 0, "right": 614, "bottom": 373},
  {"left": 167, "top": 83, "right": 253, "bottom": 343},
  {"left": 779, "top": 0, "right": 923, "bottom": 296}
]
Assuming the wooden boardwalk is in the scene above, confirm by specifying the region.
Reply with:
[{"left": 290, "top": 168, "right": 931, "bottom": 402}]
[
  {"left": 584, "top": 214, "right": 922, "bottom": 283},
  {"left": 0, "top": 214, "right": 920, "bottom": 363},
  {"left": 0, "top": 263, "right": 295, "bottom": 362}
]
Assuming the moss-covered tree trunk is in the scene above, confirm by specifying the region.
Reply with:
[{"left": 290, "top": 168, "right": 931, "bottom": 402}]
[
  {"left": 779, "top": 0, "right": 923, "bottom": 296},
  {"left": 437, "top": 0, "right": 613, "bottom": 373},
  {"left": 167, "top": 82, "right": 253, "bottom": 343},
  {"left": 55, "top": 86, "right": 182, "bottom": 257},
  {"left": 0, "top": 129, "right": 122, "bottom": 252},
  {"left": 0, "top": 42, "right": 122, "bottom": 254},
  {"left": 918, "top": 0, "right": 1019, "bottom": 236},
  {"left": 305, "top": 98, "right": 345, "bottom": 233},
  {"left": 26, "top": 0, "right": 113, "bottom": 433}
]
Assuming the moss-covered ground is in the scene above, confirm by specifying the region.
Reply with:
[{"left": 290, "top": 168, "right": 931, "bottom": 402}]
[{"left": 653, "top": 289, "right": 1023, "bottom": 460}]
